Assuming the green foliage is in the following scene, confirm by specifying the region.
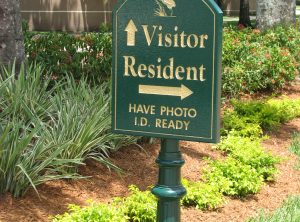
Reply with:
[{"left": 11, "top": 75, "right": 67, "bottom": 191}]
[
  {"left": 23, "top": 24, "right": 299, "bottom": 96},
  {"left": 99, "top": 23, "right": 112, "bottom": 33},
  {"left": 24, "top": 32, "right": 112, "bottom": 82},
  {"left": 222, "top": 25, "right": 300, "bottom": 96},
  {"left": 224, "top": 98, "right": 300, "bottom": 132},
  {"left": 52, "top": 202, "right": 127, "bottom": 222},
  {"left": 181, "top": 179, "right": 224, "bottom": 210},
  {"left": 217, "top": 134, "right": 280, "bottom": 181},
  {"left": 204, "top": 158, "right": 264, "bottom": 197},
  {"left": 222, "top": 112, "right": 263, "bottom": 138},
  {"left": 52, "top": 186, "right": 156, "bottom": 222},
  {"left": 290, "top": 132, "right": 300, "bottom": 168},
  {"left": 116, "top": 185, "right": 156, "bottom": 222},
  {"left": 0, "top": 63, "right": 137, "bottom": 197},
  {"left": 247, "top": 196, "right": 300, "bottom": 222}
]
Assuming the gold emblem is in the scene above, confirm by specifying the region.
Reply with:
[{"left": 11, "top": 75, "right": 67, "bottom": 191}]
[{"left": 155, "top": 0, "right": 176, "bottom": 17}]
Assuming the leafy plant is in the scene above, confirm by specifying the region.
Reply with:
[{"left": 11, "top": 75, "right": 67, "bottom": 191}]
[
  {"left": 224, "top": 98, "right": 300, "bottom": 132},
  {"left": 24, "top": 32, "right": 112, "bottom": 82},
  {"left": 115, "top": 185, "right": 157, "bottom": 222},
  {"left": 222, "top": 25, "right": 300, "bottom": 97},
  {"left": 52, "top": 202, "right": 127, "bottom": 222},
  {"left": 290, "top": 132, "right": 300, "bottom": 169},
  {"left": 181, "top": 179, "right": 224, "bottom": 210},
  {"left": 247, "top": 196, "right": 300, "bottom": 222},
  {"left": 204, "top": 158, "right": 264, "bottom": 197},
  {"left": 0, "top": 63, "right": 137, "bottom": 197},
  {"left": 217, "top": 134, "right": 280, "bottom": 181},
  {"left": 0, "top": 121, "right": 81, "bottom": 197}
]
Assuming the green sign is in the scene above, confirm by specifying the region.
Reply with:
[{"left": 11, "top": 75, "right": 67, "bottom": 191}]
[{"left": 112, "top": 0, "right": 222, "bottom": 143}]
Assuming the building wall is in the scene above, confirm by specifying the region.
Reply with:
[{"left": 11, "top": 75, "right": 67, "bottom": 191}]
[
  {"left": 222, "top": 0, "right": 256, "bottom": 16},
  {"left": 21, "top": 0, "right": 256, "bottom": 32},
  {"left": 21, "top": 0, "right": 117, "bottom": 32}
]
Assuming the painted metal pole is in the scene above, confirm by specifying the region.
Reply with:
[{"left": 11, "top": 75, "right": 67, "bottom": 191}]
[{"left": 152, "top": 139, "right": 186, "bottom": 222}]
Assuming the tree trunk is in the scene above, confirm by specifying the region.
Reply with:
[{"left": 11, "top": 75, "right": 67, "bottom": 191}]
[
  {"left": 257, "top": 0, "right": 296, "bottom": 30},
  {"left": 0, "top": 0, "right": 25, "bottom": 69},
  {"left": 238, "top": 0, "right": 252, "bottom": 28}
]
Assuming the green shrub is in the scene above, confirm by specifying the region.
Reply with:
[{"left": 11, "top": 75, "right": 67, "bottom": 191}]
[
  {"left": 247, "top": 196, "right": 300, "bottom": 222},
  {"left": 115, "top": 185, "right": 157, "bottom": 222},
  {"left": 204, "top": 158, "right": 264, "bottom": 197},
  {"left": 224, "top": 98, "right": 300, "bottom": 132},
  {"left": 0, "top": 63, "right": 137, "bottom": 197},
  {"left": 218, "top": 135, "right": 279, "bottom": 181},
  {"left": 23, "top": 24, "right": 300, "bottom": 96},
  {"left": 181, "top": 179, "right": 224, "bottom": 210},
  {"left": 222, "top": 26, "right": 300, "bottom": 96},
  {"left": 24, "top": 32, "right": 112, "bottom": 82},
  {"left": 222, "top": 112, "right": 263, "bottom": 138},
  {"left": 52, "top": 202, "right": 127, "bottom": 222},
  {"left": 0, "top": 64, "right": 80, "bottom": 197}
]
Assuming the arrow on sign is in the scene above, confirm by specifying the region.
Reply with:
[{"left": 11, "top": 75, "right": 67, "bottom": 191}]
[
  {"left": 139, "top": 84, "right": 193, "bottom": 100},
  {"left": 125, "top": 19, "right": 138, "bottom": 46}
]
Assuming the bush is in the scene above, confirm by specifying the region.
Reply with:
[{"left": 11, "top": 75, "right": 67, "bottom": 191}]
[
  {"left": 23, "top": 24, "right": 300, "bottom": 96},
  {"left": 24, "top": 32, "right": 112, "bottom": 82},
  {"left": 204, "top": 158, "right": 264, "bottom": 197},
  {"left": 222, "top": 26, "right": 300, "bottom": 97},
  {"left": 0, "top": 63, "right": 137, "bottom": 197},
  {"left": 52, "top": 202, "right": 127, "bottom": 222},
  {"left": 181, "top": 179, "right": 224, "bottom": 210},
  {"left": 217, "top": 134, "right": 280, "bottom": 181},
  {"left": 224, "top": 98, "right": 300, "bottom": 132},
  {"left": 53, "top": 186, "right": 156, "bottom": 222},
  {"left": 115, "top": 185, "right": 157, "bottom": 222}
]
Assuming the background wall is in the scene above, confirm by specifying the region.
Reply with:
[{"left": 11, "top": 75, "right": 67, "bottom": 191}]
[
  {"left": 21, "top": 0, "right": 117, "bottom": 32},
  {"left": 21, "top": 0, "right": 256, "bottom": 32},
  {"left": 222, "top": 0, "right": 256, "bottom": 16}
]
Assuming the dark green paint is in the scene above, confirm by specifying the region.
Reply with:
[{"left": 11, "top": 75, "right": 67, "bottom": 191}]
[
  {"left": 112, "top": 1, "right": 222, "bottom": 221},
  {"left": 112, "top": 0, "right": 222, "bottom": 143},
  {"left": 152, "top": 139, "right": 186, "bottom": 222}
]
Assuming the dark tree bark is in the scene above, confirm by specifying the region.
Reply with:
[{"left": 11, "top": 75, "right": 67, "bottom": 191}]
[
  {"left": 0, "top": 0, "right": 25, "bottom": 69},
  {"left": 238, "top": 0, "right": 253, "bottom": 28}
]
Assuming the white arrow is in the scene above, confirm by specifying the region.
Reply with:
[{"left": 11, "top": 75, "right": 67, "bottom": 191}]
[
  {"left": 139, "top": 84, "right": 193, "bottom": 100},
  {"left": 125, "top": 19, "right": 138, "bottom": 46}
]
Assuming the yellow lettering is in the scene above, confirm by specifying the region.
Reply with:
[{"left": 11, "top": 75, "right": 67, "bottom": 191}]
[
  {"left": 124, "top": 56, "right": 137, "bottom": 77},
  {"left": 142, "top": 25, "right": 157, "bottom": 46},
  {"left": 200, "top": 34, "right": 208, "bottom": 48},
  {"left": 138, "top": 64, "right": 147, "bottom": 77},
  {"left": 187, "top": 34, "right": 199, "bottom": 48},
  {"left": 186, "top": 67, "right": 198, "bottom": 81}
]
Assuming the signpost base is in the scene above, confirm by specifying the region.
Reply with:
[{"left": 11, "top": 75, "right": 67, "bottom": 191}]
[{"left": 152, "top": 139, "right": 186, "bottom": 222}]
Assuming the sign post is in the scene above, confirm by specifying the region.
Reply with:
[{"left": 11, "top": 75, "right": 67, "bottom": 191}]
[
  {"left": 112, "top": 0, "right": 222, "bottom": 221},
  {"left": 152, "top": 139, "right": 185, "bottom": 221}
]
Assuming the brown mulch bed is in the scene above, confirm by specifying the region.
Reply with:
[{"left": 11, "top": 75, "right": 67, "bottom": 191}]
[{"left": 0, "top": 85, "right": 299, "bottom": 222}]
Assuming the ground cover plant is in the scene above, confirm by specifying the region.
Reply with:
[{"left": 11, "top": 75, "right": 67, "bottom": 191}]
[
  {"left": 52, "top": 97, "right": 300, "bottom": 221},
  {"left": 290, "top": 132, "right": 300, "bottom": 168},
  {"left": 0, "top": 63, "right": 137, "bottom": 197},
  {"left": 247, "top": 196, "right": 300, "bottom": 222}
]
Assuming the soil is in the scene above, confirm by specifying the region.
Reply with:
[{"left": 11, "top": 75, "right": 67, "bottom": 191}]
[{"left": 0, "top": 84, "right": 300, "bottom": 222}]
